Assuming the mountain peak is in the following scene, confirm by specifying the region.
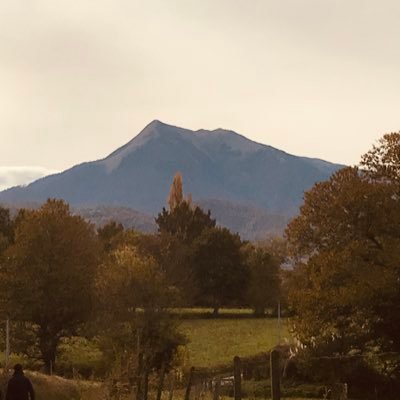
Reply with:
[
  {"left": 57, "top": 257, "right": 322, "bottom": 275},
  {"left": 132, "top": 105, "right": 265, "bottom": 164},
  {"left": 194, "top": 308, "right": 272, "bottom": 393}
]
[
  {"left": 142, "top": 119, "right": 167, "bottom": 131},
  {"left": 0, "top": 120, "right": 343, "bottom": 221},
  {"left": 103, "top": 121, "right": 277, "bottom": 172},
  {"left": 102, "top": 120, "right": 172, "bottom": 171}
]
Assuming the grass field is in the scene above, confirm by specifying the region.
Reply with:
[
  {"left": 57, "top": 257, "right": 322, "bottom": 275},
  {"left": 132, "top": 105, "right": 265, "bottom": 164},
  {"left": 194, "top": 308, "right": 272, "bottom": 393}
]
[
  {"left": 180, "top": 318, "right": 290, "bottom": 368},
  {"left": 1, "top": 315, "right": 290, "bottom": 374},
  {"left": 0, "top": 314, "right": 294, "bottom": 398}
]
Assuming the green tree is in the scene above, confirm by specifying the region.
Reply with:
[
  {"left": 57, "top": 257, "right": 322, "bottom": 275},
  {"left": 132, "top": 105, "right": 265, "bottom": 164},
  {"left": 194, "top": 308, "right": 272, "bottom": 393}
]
[
  {"left": 191, "top": 227, "right": 247, "bottom": 315},
  {"left": 156, "top": 173, "right": 215, "bottom": 244},
  {"left": 156, "top": 202, "right": 216, "bottom": 304},
  {"left": 0, "top": 199, "right": 100, "bottom": 372},
  {"left": 155, "top": 174, "right": 216, "bottom": 305},
  {"left": 97, "top": 220, "right": 124, "bottom": 253},
  {"left": 156, "top": 201, "right": 216, "bottom": 244},
  {"left": 158, "top": 233, "right": 197, "bottom": 304},
  {"left": 257, "top": 235, "right": 288, "bottom": 266},
  {"left": 244, "top": 245, "right": 280, "bottom": 316}
]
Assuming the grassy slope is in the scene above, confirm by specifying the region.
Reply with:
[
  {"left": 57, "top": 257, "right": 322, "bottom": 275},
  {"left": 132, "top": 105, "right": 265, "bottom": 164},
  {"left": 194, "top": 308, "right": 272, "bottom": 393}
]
[
  {"left": 180, "top": 318, "right": 290, "bottom": 368},
  {"left": 0, "top": 371, "right": 104, "bottom": 400},
  {"left": 1, "top": 374, "right": 317, "bottom": 400}
]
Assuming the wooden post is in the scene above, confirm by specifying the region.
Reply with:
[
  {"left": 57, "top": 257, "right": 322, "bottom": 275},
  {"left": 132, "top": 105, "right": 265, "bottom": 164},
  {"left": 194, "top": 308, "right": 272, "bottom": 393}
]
[
  {"left": 277, "top": 301, "right": 281, "bottom": 346},
  {"left": 233, "top": 356, "right": 242, "bottom": 400},
  {"left": 184, "top": 367, "right": 195, "bottom": 400},
  {"left": 136, "top": 353, "right": 144, "bottom": 400},
  {"left": 168, "top": 373, "right": 175, "bottom": 400},
  {"left": 213, "top": 378, "right": 221, "bottom": 400},
  {"left": 137, "top": 328, "right": 142, "bottom": 354},
  {"left": 5, "top": 318, "right": 10, "bottom": 369},
  {"left": 156, "top": 358, "right": 167, "bottom": 400},
  {"left": 143, "top": 365, "right": 150, "bottom": 400},
  {"left": 331, "top": 383, "right": 347, "bottom": 400},
  {"left": 194, "top": 384, "right": 201, "bottom": 400},
  {"left": 270, "top": 350, "right": 280, "bottom": 400}
]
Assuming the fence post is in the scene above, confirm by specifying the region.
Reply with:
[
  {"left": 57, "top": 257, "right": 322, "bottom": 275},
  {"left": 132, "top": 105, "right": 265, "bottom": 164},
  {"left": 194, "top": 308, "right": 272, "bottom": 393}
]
[
  {"left": 5, "top": 318, "right": 10, "bottom": 370},
  {"left": 270, "top": 350, "right": 280, "bottom": 400},
  {"left": 184, "top": 367, "right": 195, "bottom": 400},
  {"left": 168, "top": 373, "right": 175, "bottom": 400},
  {"left": 156, "top": 357, "right": 167, "bottom": 400},
  {"left": 331, "top": 383, "right": 347, "bottom": 400},
  {"left": 143, "top": 364, "right": 150, "bottom": 400},
  {"left": 136, "top": 353, "right": 144, "bottom": 400},
  {"left": 234, "top": 356, "right": 242, "bottom": 400},
  {"left": 213, "top": 378, "right": 221, "bottom": 400}
]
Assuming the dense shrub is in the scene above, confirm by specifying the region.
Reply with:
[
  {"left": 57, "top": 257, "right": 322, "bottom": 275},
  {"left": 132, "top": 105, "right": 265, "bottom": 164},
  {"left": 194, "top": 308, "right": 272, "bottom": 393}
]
[
  {"left": 57, "top": 337, "right": 107, "bottom": 379},
  {"left": 286, "top": 351, "right": 400, "bottom": 399}
]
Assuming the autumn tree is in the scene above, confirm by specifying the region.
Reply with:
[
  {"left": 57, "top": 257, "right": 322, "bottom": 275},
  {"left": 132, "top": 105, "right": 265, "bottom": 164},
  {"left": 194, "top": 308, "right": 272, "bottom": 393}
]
[
  {"left": 0, "top": 199, "right": 100, "bottom": 372},
  {"left": 0, "top": 206, "right": 14, "bottom": 321},
  {"left": 0, "top": 206, "right": 14, "bottom": 255},
  {"left": 358, "top": 132, "right": 400, "bottom": 348},
  {"left": 191, "top": 227, "right": 247, "bottom": 315},
  {"left": 168, "top": 172, "right": 184, "bottom": 210},
  {"left": 360, "top": 131, "right": 400, "bottom": 184},
  {"left": 286, "top": 164, "right": 400, "bottom": 354},
  {"left": 96, "top": 245, "right": 185, "bottom": 375}
]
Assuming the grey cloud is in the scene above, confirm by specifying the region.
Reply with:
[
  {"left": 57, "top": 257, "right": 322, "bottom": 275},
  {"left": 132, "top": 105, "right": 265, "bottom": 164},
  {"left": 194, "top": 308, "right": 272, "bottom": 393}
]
[{"left": 0, "top": 167, "right": 57, "bottom": 191}]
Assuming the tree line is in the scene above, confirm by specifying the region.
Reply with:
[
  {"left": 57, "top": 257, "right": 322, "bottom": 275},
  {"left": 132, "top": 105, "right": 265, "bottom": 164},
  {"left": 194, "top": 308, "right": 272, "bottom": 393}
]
[{"left": 0, "top": 172, "right": 282, "bottom": 375}]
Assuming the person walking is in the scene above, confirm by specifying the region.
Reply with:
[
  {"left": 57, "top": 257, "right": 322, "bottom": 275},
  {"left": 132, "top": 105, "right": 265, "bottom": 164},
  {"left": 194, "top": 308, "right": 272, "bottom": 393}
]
[{"left": 5, "top": 364, "right": 35, "bottom": 400}]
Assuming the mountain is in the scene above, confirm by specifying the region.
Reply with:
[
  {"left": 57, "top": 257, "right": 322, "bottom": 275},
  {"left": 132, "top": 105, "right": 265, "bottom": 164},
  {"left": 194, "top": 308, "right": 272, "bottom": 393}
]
[{"left": 0, "top": 120, "right": 343, "bottom": 235}]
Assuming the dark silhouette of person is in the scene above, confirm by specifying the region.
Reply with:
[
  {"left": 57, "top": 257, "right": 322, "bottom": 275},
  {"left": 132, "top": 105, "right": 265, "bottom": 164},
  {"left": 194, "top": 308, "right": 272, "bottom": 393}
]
[{"left": 5, "top": 364, "right": 35, "bottom": 400}]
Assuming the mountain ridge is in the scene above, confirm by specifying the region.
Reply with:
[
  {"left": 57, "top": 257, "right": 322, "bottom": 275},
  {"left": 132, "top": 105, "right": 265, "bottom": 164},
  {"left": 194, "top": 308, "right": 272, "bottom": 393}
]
[{"left": 0, "top": 121, "right": 344, "bottom": 230}]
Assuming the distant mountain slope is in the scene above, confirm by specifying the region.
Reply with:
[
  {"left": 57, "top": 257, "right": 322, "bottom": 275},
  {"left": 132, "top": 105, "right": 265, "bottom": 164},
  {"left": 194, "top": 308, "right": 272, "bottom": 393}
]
[
  {"left": 0, "top": 202, "right": 157, "bottom": 233},
  {"left": 75, "top": 205, "right": 157, "bottom": 233},
  {"left": 198, "top": 199, "right": 288, "bottom": 240},
  {"left": 0, "top": 120, "right": 343, "bottom": 217},
  {"left": 86, "top": 200, "right": 288, "bottom": 240},
  {"left": 75, "top": 200, "right": 287, "bottom": 240},
  {"left": 0, "top": 200, "right": 288, "bottom": 241}
]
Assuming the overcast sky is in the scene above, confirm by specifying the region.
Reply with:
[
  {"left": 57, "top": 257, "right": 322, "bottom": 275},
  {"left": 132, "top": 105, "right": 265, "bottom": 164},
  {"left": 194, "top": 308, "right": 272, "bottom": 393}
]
[{"left": 1, "top": 0, "right": 400, "bottom": 190}]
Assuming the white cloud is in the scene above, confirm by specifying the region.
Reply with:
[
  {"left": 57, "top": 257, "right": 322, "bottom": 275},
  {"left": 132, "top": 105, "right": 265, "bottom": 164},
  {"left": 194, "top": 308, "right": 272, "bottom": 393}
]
[{"left": 0, "top": 166, "right": 57, "bottom": 191}]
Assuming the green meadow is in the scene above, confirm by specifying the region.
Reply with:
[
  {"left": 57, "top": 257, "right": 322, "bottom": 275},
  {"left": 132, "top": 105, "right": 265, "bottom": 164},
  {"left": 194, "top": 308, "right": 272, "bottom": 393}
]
[{"left": 180, "top": 317, "right": 290, "bottom": 368}]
